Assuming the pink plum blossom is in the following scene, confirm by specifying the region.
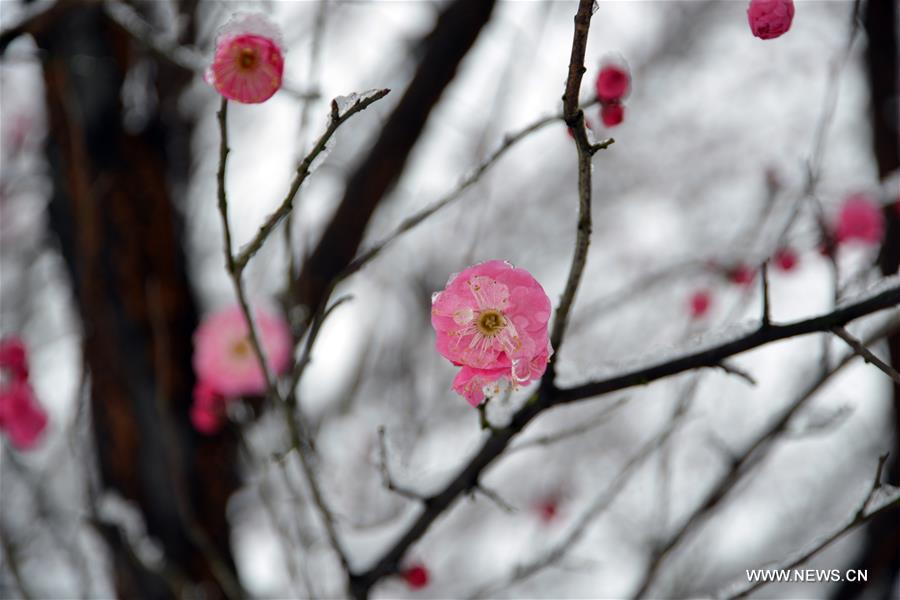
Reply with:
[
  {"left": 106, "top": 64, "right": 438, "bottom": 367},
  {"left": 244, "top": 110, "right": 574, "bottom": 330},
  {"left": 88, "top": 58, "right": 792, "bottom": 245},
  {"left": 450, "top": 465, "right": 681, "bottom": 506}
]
[
  {"left": 193, "top": 305, "right": 292, "bottom": 397},
  {"left": 432, "top": 260, "right": 552, "bottom": 406},
  {"left": 835, "top": 194, "right": 885, "bottom": 246},
  {"left": 595, "top": 64, "right": 630, "bottom": 103},
  {"left": 0, "top": 380, "right": 47, "bottom": 451},
  {"left": 600, "top": 102, "right": 625, "bottom": 127},
  {"left": 747, "top": 0, "right": 795, "bottom": 40},
  {"left": 208, "top": 14, "right": 285, "bottom": 104}
]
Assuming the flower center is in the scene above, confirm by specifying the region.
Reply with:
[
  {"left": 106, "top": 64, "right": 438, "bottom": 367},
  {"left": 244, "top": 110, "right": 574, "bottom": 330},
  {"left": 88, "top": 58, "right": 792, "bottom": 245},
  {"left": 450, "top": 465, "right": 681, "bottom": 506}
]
[
  {"left": 476, "top": 310, "right": 506, "bottom": 336},
  {"left": 231, "top": 337, "right": 252, "bottom": 359},
  {"left": 238, "top": 48, "right": 258, "bottom": 70}
]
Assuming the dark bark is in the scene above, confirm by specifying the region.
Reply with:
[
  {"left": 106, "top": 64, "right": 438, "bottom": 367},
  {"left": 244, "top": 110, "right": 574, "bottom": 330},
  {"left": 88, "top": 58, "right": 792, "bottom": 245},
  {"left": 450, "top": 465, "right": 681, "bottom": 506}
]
[
  {"left": 32, "top": 3, "right": 239, "bottom": 597},
  {"left": 835, "top": 0, "right": 900, "bottom": 598}
]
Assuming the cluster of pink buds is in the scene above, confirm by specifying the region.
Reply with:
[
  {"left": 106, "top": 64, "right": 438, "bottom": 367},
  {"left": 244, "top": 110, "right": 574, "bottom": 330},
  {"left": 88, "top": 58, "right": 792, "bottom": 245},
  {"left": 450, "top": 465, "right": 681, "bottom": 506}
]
[
  {"left": 0, "top": 337, "right": 48, "bottom": 450},
  {"left": 594, "top": 58, "right": 631, "bottom": 128},
  {"left": 190, "top": 305, "right": 291, "bottom": 434}
]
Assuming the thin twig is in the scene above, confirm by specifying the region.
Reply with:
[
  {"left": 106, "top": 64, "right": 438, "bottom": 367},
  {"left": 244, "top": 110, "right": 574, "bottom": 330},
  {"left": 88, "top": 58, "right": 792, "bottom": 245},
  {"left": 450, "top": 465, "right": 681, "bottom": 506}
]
[
  {"left": 558, "top": 285, "right": 900, "bottom": 404},
  {"left": 215, "top": 97, "right": 352, "bottom": 583},
  {"left": 719, "top": 455, "right": 898, "bottom": 600},
  {"left": 215, "top": 99, "right": 279, "bottom": 401},
  {"left": 234, "top": 90, "right": 391, "bottom": 271},
  {"left": 472, "top": 483, "right": 517, "bottom": 514},
  {"left": 339, "top": 114, "right": 609, "bottom": 283},
  {"left": 288, "top": 295, "right": 354, "bottom": 399},
  {"left": 0, "top": 523, "right": 33, "bottom": 600},
  {"left": 549, "top": 0, "right": 600, "bottom": 355},
  {"left": 760, "top": 261, "right": 771, "bottom": 328},
  {"left": 716, "top": 361, "right": 757, "bottom": 386},
  {"left": 469, "top": 416, "right": 687, "bottom": 600},
  {"left": 345, "top": 246, "right": 900, "bottom": 600},
  {"left": 832, "top": 326, "right": 900, "bottom": 385},
  {"left": 507, "top": 396, "right": 630, "bottom": 454},
  {"left": 377, "top": 426, "right": 424, "bottom": 502},
  {"left": 629, "top": 319, "right": 900, "bottom": 599}
]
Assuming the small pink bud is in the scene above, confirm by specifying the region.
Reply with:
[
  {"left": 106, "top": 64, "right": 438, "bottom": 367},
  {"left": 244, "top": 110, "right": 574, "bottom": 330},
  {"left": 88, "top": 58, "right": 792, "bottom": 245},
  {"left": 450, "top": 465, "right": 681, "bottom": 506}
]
[
  {"left": 689, "top": 290, "right": 712, "bottom": 319},
  {"left": 729, "top": 265, "right": 756, "bottom": 287},
  {"left": 747, "top": 0, "right": 795, "bottom": 40},
  {"left": 536, "top": 499, "right": 559, "bottom": 523},
  {"left": 402, "top": 564, "right": 429, "bottom": 590},
  {"left": 600, "top": 102, "right": 625, "bottom": 127},
  {"left": 595, "top": 64, "right": 630, "bottom": 103},
  {"left": 774, "top": 247, "right": 798, "bottom": 272},
  {"left": 835, "top": 193, "right": 885, "bottom": 246}
]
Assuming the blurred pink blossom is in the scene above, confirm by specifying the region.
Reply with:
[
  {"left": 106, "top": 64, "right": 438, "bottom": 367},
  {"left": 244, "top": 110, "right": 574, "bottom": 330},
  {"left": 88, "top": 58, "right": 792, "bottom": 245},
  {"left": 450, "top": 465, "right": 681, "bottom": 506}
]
[
  {"left": 0, "top": 380, "right": 47, "bottom": 451},
  {"left": 689, "top": 290, "right": 712, "bottom": 319},
  {"left": 747, "top": 0, "right": 794, "bottom": 40},
  {"left": 0, "top": 337, "right": 29, "bottom": 382},
  {"left": 774, "top": 247, "right": 798, "bottom": 271},
  {"left": 193, "top": 305, "right": 292, "bottom": 397},
  {"left": 190, "top": 381, "right": 228, "bottom": 435},
  {"left": 208, "top": 14, "right": 285, "bottom": 104},
  {"left": 729, "top": 264, "right": 756, "bottom": 287},
  {"left": 835, "top": 194, "right": 885, "bottom": 246},
  {"left": 432, "top": 260, "right": 552, "bottom": 406}
]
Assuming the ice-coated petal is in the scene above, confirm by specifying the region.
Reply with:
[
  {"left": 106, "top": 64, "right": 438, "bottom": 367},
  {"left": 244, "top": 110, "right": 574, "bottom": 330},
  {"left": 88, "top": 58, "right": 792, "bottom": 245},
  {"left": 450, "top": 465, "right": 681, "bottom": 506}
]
[
  {"left": 209, "top": 15, "right": 284, "bottom": 104},
  {"left": 452, "top": 366, "right": 509, "bottom": 407}
]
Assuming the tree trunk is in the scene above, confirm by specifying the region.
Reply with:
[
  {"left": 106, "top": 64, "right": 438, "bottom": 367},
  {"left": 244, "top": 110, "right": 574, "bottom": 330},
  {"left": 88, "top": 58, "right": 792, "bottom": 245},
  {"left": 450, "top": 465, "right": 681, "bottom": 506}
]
[{"left": 34, "top": 3, "right": 239, "bottom": 597}]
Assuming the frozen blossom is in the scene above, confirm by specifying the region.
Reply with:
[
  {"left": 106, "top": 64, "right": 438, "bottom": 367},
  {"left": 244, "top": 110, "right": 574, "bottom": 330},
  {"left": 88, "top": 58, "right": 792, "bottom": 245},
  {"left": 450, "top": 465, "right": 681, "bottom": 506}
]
[
  {"left": 432, "top": 260, "right": 552, "bottom": 406},
  {"left": 207, "top": 13, "right": 285, "bottom": 104}
]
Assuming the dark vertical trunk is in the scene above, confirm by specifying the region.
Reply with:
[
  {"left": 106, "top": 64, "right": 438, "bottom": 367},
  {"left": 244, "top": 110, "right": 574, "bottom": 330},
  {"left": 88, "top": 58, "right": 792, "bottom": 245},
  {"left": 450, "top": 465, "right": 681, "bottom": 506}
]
[
  {"left": 33, "top": 3, "right": 239, "bottom": 597},
  {"left": 835, "top": 0, "right": 900, "bottom": 598}
]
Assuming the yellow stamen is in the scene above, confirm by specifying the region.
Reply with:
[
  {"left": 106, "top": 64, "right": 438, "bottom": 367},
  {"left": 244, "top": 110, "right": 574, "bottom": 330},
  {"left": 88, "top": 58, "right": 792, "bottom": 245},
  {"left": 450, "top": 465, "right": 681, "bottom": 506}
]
[{"left": 476, "top": 310, "right": 505, "bottom": 336}]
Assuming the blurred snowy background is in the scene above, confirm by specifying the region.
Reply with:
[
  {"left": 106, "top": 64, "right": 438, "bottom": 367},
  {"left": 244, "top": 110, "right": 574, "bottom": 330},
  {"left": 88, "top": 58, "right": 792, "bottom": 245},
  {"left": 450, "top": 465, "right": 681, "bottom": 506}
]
[{"left": 1, "top": 0, "right": 898, "bottom": 598}]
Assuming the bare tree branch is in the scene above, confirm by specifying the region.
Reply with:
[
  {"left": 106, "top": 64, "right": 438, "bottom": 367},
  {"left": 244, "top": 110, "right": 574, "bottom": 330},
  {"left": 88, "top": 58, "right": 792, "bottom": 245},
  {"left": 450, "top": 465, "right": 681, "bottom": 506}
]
[
  {"left": 719, "top": 455, "right": 900, "bottom": 600},
  {"left": 629, "top": 317, "right": 900, "bottom": 598},
  {"left": 832, "top": 326, "right": 900, "bottom": 385}
]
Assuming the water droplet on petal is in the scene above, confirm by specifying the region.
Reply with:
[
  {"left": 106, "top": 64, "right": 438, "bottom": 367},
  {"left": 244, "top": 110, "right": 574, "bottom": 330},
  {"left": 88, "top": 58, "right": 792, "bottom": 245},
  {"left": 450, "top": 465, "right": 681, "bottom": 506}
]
[{"left": 511, "top": 359, "right": 531, "bottom": 384}]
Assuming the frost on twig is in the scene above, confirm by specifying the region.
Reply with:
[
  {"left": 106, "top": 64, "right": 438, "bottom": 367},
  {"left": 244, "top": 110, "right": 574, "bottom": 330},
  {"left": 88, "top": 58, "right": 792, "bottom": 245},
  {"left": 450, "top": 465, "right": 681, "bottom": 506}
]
[{"left": 233, "top": 89, "right": 391, "bottom": 271}]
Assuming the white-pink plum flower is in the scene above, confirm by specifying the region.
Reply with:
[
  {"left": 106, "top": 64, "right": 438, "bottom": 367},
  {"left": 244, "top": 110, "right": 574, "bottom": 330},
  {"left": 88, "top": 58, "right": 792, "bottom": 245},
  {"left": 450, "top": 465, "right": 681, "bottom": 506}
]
[
  {"left": 207, "top": 14, "right": 285, "bottom": 104},
  {"left": 193, "top": 305, "right": 292, "bottom": 397},
  {"left": 432, "top": 260, "right": 552, "bottom": 406}
]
